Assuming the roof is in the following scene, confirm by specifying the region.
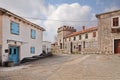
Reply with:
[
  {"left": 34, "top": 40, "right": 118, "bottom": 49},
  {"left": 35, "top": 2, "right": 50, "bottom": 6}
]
[
  {"left": 65, "top": 27, "right": 97, "bottom": 38},
  {"left": 0, "top": 8, "right": 45, "bottom": 31},
  {"left": 96, "top": 9, "right": 120, "bottom": 18}
]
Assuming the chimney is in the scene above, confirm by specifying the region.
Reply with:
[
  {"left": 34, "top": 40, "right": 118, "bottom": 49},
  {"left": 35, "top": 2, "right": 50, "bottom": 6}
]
[{"left": 82, "top": 26, "right": 85, "bottom": 30}]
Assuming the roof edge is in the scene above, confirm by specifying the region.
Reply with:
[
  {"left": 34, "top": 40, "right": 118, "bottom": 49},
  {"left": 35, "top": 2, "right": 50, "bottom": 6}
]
[
  {"left": 65, "top": 26, "right": 97, "bottom": 38},
  {"left": 96, "top": 9, "right": 120, "bottom": 18},
  {"left": 0, "top": 7, "right": 45, "bottom": 31}
]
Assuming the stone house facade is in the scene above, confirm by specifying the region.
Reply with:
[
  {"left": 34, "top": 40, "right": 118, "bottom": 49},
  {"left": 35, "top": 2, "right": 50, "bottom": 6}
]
[
  {"left": 96, "top": 10, "right": 120, "bottom": 54},
  {"left": 57, "top": 26, "right": 76, "bottom": 53},
  {"left": 53, "top": 9, "right": 120, "bottom": 54},
  {"left": 0, "top": 8, "right": 45, "bottom": 65},
  {"left": 57, "top": 25, "right": 98, "bottom": 54},
  {"left": 51, "top": 42, "right": 59, "bottom": 54}
]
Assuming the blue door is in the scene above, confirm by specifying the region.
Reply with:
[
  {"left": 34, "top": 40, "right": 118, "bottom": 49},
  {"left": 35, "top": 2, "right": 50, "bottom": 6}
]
[{"left": 9, "top": 46, "right": 19, "bottom": 64}]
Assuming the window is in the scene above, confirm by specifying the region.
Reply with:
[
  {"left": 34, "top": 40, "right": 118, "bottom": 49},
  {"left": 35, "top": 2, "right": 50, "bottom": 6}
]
[
  {"left": 79, "top": 35, "right": 81, "bottom": 40},
  {"left": 74, "top": 36, "right": 76, "bottom": 41},
  {"left": 14, "top": 49, "right": 16, "bottom": 54},
  {"left": 11, "top": 21, "right": 19, "bottom": 35},
  {"left": 85, "top": 34, "right": 88, "bottom": 39},
  {"left": 78, "top": 45, "right": 81, "bottom": 51},
  {"left": 60, "top": 43, "right": 62, "bottom": 49},
  {"left": 93, "top": 32, "right": 96, "bottom": 37},
  {"left": 113, "top": 17, "right": 119, "bottom": 26},
  {"left": 83, "top": 41, "right": 85, "bottom": 48},
  {"left": 31, "top": 29, "right": 36, "bottom": 39},
  {"left": 31, "top": 47, "right": 35, "bottom": 54}
]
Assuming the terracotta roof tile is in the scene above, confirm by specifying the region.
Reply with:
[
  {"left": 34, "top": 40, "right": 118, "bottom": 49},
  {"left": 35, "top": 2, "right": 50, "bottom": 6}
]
[{"left": 65, "top": 27, "right": 97, "bottom": 38}]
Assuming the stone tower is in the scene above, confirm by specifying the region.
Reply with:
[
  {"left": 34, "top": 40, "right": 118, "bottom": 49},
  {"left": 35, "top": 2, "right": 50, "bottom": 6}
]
[{"left": 57, "top": 25, "right": 76, "bottom": 52}]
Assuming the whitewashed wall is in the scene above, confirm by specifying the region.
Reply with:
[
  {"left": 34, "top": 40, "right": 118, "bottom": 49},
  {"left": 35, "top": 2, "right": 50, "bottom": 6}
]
[
  {"left": 2, "top": 15, "right": 43, "bottom": 62},
  {"left": 42, "top": 41, "right": 51, "bottom": 53}
]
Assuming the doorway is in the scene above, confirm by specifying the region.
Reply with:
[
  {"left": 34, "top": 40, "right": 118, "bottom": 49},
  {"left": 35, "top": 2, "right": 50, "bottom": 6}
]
[
  {"left": 114, "top": 39, "right": 120, "bottom": 54},
  {"left": 9, "top": 46, "right": 19, "bottom": 64},
  {"left": 70, "top": 42, "right": 73, "bottom": 53},
  {"left": 78, "top": 45, "right": 81, "bottom": 51}
]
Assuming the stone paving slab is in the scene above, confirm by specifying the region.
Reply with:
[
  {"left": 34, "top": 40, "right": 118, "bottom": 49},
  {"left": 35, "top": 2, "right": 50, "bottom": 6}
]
[
  {"left": 0, "top": 64, "right": 31, "bottom": 72},
  {"left": 0, "top": 54, "right": 120, "bottom": 80}
]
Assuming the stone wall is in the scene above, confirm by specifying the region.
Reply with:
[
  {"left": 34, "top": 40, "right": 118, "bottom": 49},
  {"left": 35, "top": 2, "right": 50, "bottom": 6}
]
[
  {"left": 57, "top": 25, "right": 76, "bottom": 52},
  {"left": 81, "top": 40, "right": 99, "bottom": 54},
  {"left": 51, "top": 44, "right": 59, "bottom": 54},
  {"left": 63, "top": 39, "right": 98, "bottom": 54},
  {"left": 63, "top": 29, "right": 98, "bottom": 54},
  {"left": 97, "top": 10, "right": 120, "bottom": 54}
]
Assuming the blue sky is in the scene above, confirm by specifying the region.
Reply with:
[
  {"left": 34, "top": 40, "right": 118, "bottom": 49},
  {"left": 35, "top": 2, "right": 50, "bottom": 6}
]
[
  {"left": 45, "top": 0, "right": 120, "bottom": 13},
  {"left": 0, "top": 0, "right": 120, "bottom": 42}
]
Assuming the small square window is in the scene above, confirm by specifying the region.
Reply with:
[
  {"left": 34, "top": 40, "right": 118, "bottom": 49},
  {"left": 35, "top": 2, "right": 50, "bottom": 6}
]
[
  {"left": 85, "top": 34, "right": 88, "bottom": 39},
  {"left": 31, "top": 47, "right": 35, "bottom": 54},
  {"left": 60, "top": 43, "right": 62, "bottom": 49},
  {"left": 74, "top": 36, "right": 76, "bottom": 41},
  {"left": 31, "top": 29, "right": 36, "bottom": 39},
  {"left": 79, "top": 35, "right": 81, "bottom": 40},
  {"left": 11, "top": 21, "right": 19, "bottom": 35},
  {"left": 113, "top": 17, "right": 119, "bottom": 26},
  {"left": 93, "top": 32, "right": 96, "bottom": 37},
  {"left": 83, "top": 41, "right": 85, "bottom": 48}
]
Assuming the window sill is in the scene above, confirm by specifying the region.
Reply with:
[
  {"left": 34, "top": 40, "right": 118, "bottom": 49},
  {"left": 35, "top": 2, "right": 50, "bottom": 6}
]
[
  {"left": 11, "top": 33, "right": 19, "bottom": 35},
  {"left": 111, "top": 26, "right": 120, "bottom": 28},
  {"left": 111, "top": 27, "right": 120, "bottom": 33}
]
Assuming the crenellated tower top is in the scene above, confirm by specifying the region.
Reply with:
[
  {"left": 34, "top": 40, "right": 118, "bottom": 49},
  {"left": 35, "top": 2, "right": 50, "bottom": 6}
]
[{"left": 57, "top": 25, "right": 76, "bottom": 33}]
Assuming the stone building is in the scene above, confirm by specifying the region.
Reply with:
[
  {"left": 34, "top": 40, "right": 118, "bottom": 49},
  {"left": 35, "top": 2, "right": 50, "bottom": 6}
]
[
  {"left": 96, "top": 9, "right": 120, "bottom": 54},
  {"left": 57, "top": 25, "right": 76, "bottom": 53},
  {"left": 57, "top": 25, "right": 98, "bottom": 54},
  {"left": 51, "top": 42, "right": 58, "bottom": 54}
]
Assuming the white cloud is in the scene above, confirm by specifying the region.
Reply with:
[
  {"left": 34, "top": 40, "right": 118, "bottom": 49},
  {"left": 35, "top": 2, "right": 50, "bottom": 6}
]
[
  {"left": 0, "top": 0, "right": 46, "bottom": 23},
  {"left": 0, "top": 1, "right": 95, "bottom": 42},
  {"left": 44, "top": 3, "right": 93, "bottom": 42}
]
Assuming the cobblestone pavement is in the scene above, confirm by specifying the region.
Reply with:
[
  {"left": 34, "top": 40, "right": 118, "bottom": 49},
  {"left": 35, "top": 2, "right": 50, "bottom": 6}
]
[{"left": 0, "top": 54, "right": 120, "bottom": 80}]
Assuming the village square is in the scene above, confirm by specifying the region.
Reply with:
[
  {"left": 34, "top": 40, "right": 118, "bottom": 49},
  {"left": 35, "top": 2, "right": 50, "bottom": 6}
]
[{"left": 0, "top": 0, "right": 120, "bottom": 80}]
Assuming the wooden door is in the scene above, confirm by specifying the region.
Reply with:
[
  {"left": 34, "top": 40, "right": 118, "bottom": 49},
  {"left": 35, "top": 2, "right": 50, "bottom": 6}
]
[
  {"left": 78, "top": 45, "right": 81, "bottom": 51},
  {"left": 9, "top": 46, "right": 19, "bottom": 64},
  {"left": 114, "top": 39, "right": 120, "bottom": 54},
  {"left": 70, "top": 42, "right": 73, "bottom": 53}
]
